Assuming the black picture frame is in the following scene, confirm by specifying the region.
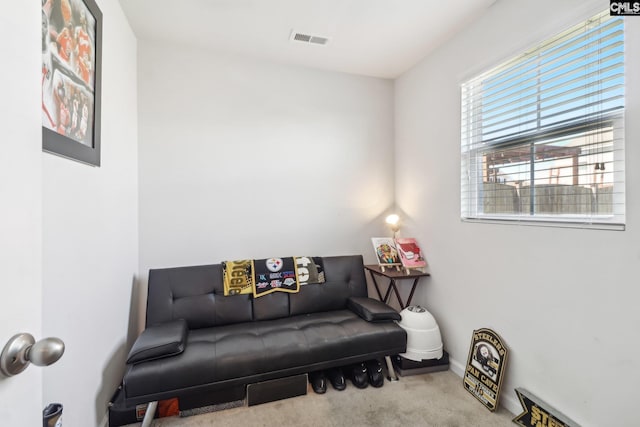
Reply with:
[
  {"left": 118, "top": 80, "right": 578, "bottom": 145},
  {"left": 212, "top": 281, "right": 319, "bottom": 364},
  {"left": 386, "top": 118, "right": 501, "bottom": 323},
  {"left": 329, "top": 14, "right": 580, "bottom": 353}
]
[{"left": 42, "top": 0, "right": 102, "bottom": 166}]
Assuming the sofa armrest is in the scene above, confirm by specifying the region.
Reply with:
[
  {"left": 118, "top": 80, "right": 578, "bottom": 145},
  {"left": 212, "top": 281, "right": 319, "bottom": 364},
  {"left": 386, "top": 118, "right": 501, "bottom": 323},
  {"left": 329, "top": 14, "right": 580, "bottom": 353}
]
[
  {"left": 347, "top": 297, "right": 401, "bottom": 322},
  {"left": 126, "top": 318, "right": 188, "bottom": 364}
]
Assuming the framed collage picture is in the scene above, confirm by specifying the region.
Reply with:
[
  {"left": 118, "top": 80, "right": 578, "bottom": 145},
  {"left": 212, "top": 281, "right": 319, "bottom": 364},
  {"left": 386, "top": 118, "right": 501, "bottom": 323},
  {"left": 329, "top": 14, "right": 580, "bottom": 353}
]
[
  {"left": 371, "top": 237, "right": 402, "bottom": 271},
  {"left": 42, "top": 0, "right": 102, "bottom": 166}
]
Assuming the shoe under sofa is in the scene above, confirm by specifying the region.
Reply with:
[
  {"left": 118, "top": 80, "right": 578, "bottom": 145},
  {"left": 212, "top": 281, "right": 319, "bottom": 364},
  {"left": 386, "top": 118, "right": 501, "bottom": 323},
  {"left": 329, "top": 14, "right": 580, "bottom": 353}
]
[
  {"left": 308, "top": 358, "right": 385, "bottom": 394},
  {"left": 120, "top": 255, "right": 407, "bottom": 425}
]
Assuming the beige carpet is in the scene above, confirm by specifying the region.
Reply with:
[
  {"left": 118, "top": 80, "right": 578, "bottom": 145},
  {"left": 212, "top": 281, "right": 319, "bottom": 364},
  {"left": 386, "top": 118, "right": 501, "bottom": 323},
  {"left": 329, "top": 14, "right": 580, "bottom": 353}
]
[{"left": 127, "top": 370, "right": 514, "bottom": 427}]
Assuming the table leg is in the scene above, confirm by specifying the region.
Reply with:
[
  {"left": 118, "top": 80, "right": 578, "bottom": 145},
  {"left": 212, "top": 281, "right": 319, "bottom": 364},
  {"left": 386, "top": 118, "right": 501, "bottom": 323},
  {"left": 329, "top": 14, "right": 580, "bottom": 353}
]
[
  {"left": 382, "top": 279, "right": 394, "bottom": 303},
  {"left": 390, "top": 279, "right": 406, "bottom": 309},
  {"left": 368, "top": 271, "right": 384, "bottom": 301}
]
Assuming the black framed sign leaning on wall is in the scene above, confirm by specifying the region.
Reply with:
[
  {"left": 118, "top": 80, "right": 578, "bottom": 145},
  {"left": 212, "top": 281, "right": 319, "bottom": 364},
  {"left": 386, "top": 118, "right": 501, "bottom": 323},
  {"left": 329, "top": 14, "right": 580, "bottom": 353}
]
[
  {"left": 463, "top": 328, "right": 508, "bottom": 412},
  {"left": 42, "top": 0, "right": 102, "bottom": 166}
]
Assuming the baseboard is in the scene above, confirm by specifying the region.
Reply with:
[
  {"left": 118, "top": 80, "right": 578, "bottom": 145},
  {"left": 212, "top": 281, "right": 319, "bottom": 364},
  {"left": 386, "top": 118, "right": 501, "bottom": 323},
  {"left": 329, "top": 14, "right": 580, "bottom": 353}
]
[
  {"left": 449, "top": 357, "right": 520, "bottom": 416},
  {"left": 449, "top": 357, "right": 466, "bottom": 377}
]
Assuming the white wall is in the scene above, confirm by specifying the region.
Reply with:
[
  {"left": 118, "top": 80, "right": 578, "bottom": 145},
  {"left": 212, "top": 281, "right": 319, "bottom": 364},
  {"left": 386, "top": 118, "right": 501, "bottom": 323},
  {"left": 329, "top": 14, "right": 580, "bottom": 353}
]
[
  {"left": 42, "top": 1, "right": 138, "bottom": 426},
  {"left": 0, "top": 2, "right": 43, "bottom": 426},
  {"left": 395, "top": 0, "right": 640, "bottom": 425},
  {"left": 137, "top": 41, "right": 395, "bottom": 308}
]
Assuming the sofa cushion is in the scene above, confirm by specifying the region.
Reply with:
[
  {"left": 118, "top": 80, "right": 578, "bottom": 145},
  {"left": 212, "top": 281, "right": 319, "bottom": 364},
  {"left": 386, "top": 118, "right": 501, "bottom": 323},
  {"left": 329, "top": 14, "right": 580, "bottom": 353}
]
[
  {"left": 253, "top": 292, "right": 289, "bottom": 321},
  {"left": 146, "top": 264, "right": 253, "bottom": 329},
  {"left": 289, "top": 256, "right": 368, "bottom": 316},
  {"left": 145, "top": 256, "right": 370, "bottom": 328},
  {"left": 123, "top": 309, "right": 406, "bottom": 399}
]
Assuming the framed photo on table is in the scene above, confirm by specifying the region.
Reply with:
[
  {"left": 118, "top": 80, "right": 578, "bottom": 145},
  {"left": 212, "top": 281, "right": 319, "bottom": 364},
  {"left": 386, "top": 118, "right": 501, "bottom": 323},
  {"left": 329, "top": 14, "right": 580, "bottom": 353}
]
[
  {"left": 371, "top": 237, "right": 402, "bottom": 272},
  {"left": 42, "top": 0, "right": 103, "bottom": 166}
]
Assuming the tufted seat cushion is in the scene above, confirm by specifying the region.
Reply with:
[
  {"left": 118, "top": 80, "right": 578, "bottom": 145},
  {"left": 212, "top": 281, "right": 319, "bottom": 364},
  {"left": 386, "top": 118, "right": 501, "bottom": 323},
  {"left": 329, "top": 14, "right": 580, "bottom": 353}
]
[{"left": 123, "top": 309, "right": 406, "bottom": 399}]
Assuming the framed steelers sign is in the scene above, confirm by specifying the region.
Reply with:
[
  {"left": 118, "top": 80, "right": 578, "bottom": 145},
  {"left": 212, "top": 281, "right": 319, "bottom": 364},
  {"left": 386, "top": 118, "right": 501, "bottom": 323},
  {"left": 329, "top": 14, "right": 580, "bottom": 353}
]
[{"left": 463, "top": 328, "right": 508, "bottom": 411}]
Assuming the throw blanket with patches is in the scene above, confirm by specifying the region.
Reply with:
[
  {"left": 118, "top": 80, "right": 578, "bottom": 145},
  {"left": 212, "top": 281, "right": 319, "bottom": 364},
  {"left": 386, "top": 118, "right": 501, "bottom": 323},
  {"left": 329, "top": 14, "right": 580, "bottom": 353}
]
[
  {"left": 253, "top": 257, "right": 300, "bottom": 297},
  {"left": 222, "top": 260, "right": 254, "bottom": 296},
  {"left": 294, "top": 256, "right": 325, "bottom": 285}
]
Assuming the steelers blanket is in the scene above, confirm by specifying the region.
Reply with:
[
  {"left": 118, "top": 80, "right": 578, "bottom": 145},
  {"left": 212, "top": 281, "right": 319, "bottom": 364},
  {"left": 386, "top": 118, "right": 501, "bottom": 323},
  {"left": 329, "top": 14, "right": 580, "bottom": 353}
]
[
  {"left": 253, "top": 257, "right": 300, "bottom": 298},
  {"left": 294, "top": 256, "right": 325, "bottom": 285},
  {"left": 222, "top": 260, "right": 254, "bottom": 296}
]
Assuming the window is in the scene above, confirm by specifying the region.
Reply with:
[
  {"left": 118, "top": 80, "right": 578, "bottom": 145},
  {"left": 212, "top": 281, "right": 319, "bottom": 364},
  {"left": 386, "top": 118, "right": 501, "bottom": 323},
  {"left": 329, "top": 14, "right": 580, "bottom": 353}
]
[{"left": 461, "top": 10, "right": 625, "bottom": 229}]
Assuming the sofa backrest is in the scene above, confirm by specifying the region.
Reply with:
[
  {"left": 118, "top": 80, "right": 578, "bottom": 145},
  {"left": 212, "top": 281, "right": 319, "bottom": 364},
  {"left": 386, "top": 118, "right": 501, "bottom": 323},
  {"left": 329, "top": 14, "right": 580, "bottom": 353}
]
[{"left": 145, "top": 255, "right": 368, "bottom": 329}]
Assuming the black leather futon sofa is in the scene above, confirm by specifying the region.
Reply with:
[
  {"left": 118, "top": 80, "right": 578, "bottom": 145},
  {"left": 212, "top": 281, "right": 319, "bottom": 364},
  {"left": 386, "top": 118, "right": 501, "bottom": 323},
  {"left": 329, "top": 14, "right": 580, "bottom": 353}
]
[{"left": 122, "top": 255, "right": 407, "bottom": 425}]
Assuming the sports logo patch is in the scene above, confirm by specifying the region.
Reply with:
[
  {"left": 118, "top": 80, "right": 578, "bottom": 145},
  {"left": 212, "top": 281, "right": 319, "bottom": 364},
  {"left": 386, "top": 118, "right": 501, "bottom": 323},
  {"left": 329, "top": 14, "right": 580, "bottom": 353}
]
[{"left": 266, "top": 258, "right": 283, "bottom": 272}]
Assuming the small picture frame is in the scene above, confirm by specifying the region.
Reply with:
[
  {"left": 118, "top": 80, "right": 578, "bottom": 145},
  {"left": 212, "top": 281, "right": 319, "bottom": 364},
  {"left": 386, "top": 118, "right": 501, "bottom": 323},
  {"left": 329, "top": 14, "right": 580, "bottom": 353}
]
[
  {"left": 42, "top": 0, "right": 103, "bottom": 166},
  {"left": 371, "top": 237, "right": 401, "bottom": 272},
  {"left": 395, "top": 237, "right": 427, "bottom": 274}
]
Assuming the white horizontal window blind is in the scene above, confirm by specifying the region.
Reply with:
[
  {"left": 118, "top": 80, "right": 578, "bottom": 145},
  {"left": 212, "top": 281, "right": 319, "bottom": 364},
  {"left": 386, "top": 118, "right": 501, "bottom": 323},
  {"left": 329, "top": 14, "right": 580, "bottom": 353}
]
[{"left": 461, "top": 10, "right": 625, "bottom": 229}]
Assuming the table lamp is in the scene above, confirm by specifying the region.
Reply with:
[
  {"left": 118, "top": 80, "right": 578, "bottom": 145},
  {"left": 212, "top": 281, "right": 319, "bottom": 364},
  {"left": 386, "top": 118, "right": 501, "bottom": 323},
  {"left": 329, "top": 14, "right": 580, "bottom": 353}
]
[{"left": 385, "top": 214, "right": 400, "bottom": 238}]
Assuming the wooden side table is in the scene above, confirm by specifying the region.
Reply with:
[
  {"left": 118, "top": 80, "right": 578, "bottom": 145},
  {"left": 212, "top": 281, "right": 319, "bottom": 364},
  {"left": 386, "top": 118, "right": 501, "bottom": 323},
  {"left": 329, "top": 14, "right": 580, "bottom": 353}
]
[{"left": 364, "top": 265, "right": 430, "bottom": 310}]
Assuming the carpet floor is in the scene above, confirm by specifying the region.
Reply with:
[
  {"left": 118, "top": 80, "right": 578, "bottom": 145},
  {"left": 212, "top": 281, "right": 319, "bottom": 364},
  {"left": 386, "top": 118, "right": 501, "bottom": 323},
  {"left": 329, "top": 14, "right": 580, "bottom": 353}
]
[{"left": 126, "top": 370, "right": 514, "bottom": 427}]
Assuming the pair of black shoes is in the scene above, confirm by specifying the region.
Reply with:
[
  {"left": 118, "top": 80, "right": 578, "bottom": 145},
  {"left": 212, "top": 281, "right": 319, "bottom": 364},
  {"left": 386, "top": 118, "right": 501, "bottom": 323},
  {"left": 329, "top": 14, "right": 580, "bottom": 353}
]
[
  {"left": 309, "top": 367, "right": 346, "bottom": 394},
  {"left": 349, "top": 359, "right": 384, "bottom": 388}
]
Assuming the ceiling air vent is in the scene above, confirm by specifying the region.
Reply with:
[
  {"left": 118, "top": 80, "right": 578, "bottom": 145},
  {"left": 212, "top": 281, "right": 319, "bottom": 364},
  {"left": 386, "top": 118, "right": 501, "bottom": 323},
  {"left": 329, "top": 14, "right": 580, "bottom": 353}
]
[{"left": 290, "top": 30, "right": 329, "bottom": 46}]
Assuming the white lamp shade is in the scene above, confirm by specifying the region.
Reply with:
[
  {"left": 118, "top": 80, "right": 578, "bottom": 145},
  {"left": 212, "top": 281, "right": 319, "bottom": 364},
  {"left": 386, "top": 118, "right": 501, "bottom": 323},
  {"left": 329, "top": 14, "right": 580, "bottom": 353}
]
[{"left": 385, "top": 214, "right": 400, "bottom": 233}]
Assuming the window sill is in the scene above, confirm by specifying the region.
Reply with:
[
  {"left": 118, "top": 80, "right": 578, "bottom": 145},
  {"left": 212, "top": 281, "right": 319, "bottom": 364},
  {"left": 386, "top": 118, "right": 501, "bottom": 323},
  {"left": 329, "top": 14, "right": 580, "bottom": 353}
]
[{"left": 461, "top": 216, "right": 625, "bottom": 231}]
